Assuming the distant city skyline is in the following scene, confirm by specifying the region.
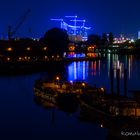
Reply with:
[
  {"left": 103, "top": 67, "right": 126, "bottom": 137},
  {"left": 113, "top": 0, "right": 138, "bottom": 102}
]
[{"left": 0, "top": 0, "right": 140, "bottom": 39}]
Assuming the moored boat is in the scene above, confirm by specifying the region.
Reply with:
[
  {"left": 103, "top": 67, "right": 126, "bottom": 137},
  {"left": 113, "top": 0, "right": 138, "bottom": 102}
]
[
  {"left": 33, "top": 77, "right": 105, "bottom": 109},
  {"left": 79, "top": 92, "right": 140, "bottom": 120}
]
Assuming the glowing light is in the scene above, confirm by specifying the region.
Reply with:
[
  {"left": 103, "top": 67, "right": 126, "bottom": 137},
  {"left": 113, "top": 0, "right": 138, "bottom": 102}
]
[
  {"left": 83, "top": 61, "right": 85, "bottom": 80},
  {"left": 87, "top": 46, "right": 95, "bottom": 52},
  {"left": 82, "top": 82, "right": 86, "bottom": 87},
  {"left": 43, "top": 47, "right": 47, "bottom": 50},
  {"left": 45, "top": 56, "right": 48, "bottom": 59},
  {"left": 100, "top": 124, "right": 103, "bottom": 128},
  {"left": 69, "top": 46, "right": 75, "bottom": 51},
  {"left": 7, "top": 57, "right": 10, "bottom": 61},
  {"left": 74, "top": 62, "right": 77, "bottom": 80},
  {"left": 87, "top": 53, "right": 96, "bottom": 57},
  {"left": 93, "top": 61, "right": 96, "bottom": 76},
  {"left": 26, "top": 47, "right": 31, "bottom": 51},
  {"left": 19, "top": 57, "right": 22, "bottom": 61},
  {"left": 56, "top": 76, "right": 60, "bottom": 80},
  {"left": 100, "top": 88, "right": 104, "bottom": 92},
  {"left": 7, "top": 47, "right": 12, "bottom": 51}
]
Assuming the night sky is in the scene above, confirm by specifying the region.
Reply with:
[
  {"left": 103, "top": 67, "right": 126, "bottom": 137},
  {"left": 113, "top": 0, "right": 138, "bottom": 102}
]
[{"left": 0, "top": 0, "right": 140, "bottom": 38}]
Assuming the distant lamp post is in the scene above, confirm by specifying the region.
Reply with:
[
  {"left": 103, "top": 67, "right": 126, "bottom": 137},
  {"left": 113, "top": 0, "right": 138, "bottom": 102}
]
[
  {"left": 100, "top": 124, "right": 103, "bottom": 128},
  {"left": 100, "top": 87, "right": 105, "bottom": 93},
  {"left": 56, "top": 76, "right": 60, "bottom": 85},
  {"left": 19, "top": 57, "right": 22, "bottom": 61},
  {"left": 7, "top": 47, "right": 13, "bottom": 51},
  {"left": 82, "top": 82, "right": 86, "bottom": 93},
  {"left": 82, "top": 82, "right": 86, "bottom": 87},
  {"left": 7, "top": 57, "right": 10, "bottom": 61},
  {"left": 70, "top": 80, "right": 73, "bottom": 84},
  {"left": 26, "top": 47, "right": 31, "bottom": 51},
  {"left": 45, "top": 56, "right": 48, "bottom": 60},
  {"left": 43, "top": 47, "right": 47, "bottom": 51},
  {"left": 56, "top": 76, "right": 60, "bottom": 81},
  {"left": 25, "top": 56, "right": 27, "bottom": 60}
]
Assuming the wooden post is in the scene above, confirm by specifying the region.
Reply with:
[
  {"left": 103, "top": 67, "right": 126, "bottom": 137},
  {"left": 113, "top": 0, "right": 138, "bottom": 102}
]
[
  {"left": 124, "top": 69, "right": 127, "bottom": 97},
  {"left": 117, "top": 69, "right": 120, "bottom": 97},
  {"left": 110, "top": 68, "right": 114, "bottom": 96}
]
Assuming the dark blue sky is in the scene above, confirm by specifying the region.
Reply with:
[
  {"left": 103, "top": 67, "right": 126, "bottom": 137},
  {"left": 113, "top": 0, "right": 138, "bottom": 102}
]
[{"left": 0, "top": 0, "right": 140, "bottom": 38}]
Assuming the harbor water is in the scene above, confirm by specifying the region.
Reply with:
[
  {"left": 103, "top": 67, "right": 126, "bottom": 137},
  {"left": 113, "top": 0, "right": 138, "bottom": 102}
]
[{"left": 0, "top": 54, "right": 140, "bottom": 140}]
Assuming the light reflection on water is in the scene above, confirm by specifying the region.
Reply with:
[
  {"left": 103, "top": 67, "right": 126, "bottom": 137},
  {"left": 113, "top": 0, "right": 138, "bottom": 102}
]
[
  {"left": 67, "top": 54, "right": 140, "bottom": 96},
  {"left": 68, "top": 61, "right": 88, "bottom": 81}
]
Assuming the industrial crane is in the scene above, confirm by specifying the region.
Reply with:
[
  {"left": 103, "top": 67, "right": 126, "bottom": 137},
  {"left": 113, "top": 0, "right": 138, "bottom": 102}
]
[{"left": 8, "top": 9, "right": 31, "bottom": 40}]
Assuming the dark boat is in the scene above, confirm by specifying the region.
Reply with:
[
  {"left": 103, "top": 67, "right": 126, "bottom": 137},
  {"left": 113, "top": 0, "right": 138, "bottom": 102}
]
[
  {"left": 34, "top": 78, "right": 105, "bottom": 113},
  {"left": 79, "top": 93, "right": 140, "bottom": 140},
  {"left": 79, "top": 92, "right": 140, "bottom": 120},
  {"left": 129, "top": 90, "right": 140, "bottom": 103}
]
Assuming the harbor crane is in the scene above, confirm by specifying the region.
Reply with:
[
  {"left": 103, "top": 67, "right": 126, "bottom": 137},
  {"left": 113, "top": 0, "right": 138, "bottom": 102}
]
[{"left": 8, "top": 9, "right": 31, "bottom": 40}]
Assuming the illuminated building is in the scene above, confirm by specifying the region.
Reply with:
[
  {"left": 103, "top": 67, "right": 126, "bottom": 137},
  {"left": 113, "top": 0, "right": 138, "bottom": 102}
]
[
  {"left": 87, "top": 45, "right": 96, "bottom": 52},
  {"left": 68, "top": 43, "right": 75, "bottom": 52},
  {"left": 86, "top": 45, "right": 96, "bottom": 57},
  {"left": 138, "top": 31, "right": 140, "bottom": 39},
  {"left": 51, "top": 16, "right": 91, "bottom": 41},
  {"left": 113, "top": 34, "right": 134, "bottom": 44}
]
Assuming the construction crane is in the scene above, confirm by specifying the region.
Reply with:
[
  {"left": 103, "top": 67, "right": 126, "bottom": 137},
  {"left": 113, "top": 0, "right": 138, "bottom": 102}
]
[{"left": 8, "top": 9, "right": 31, "bottom": 40}]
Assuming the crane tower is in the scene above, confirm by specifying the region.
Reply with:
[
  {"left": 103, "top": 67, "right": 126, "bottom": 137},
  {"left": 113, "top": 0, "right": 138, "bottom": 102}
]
[{"left": 8, "top": 9, "right": 31, "bottom": 40}]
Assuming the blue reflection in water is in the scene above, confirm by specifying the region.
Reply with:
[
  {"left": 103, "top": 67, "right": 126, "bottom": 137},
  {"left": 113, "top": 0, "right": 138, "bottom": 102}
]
[
  {"left": 67, "top": 54, "right": 140, "bottom": 96},
  {"left": 67, "top": 60, "right": 109, "bottom": 90},
  {"left": 68, "top": 61, "right": 88, "bottom": 81}
]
